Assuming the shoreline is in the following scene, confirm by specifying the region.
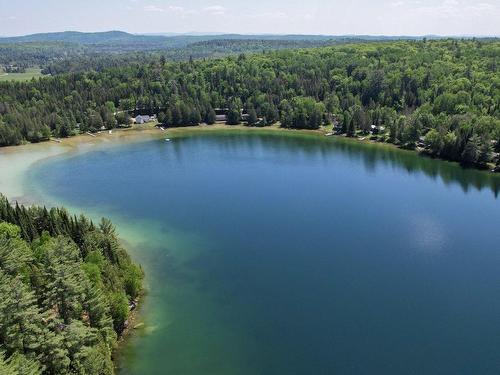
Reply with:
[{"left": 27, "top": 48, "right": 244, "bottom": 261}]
[{"left": 2, "top": 122, "right": 497, "bottom": 184}]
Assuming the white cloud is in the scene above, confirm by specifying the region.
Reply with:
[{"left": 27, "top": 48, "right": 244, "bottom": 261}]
[
  {"left": 465, "top": 2, "right": 496, "bottom": 16},
  {"left": 411, "top": 0, "right": 498, "bottom": 20},
  {"left": 390, "top": 1, "right": 406, "bottom": 7},
  {"left": 168, "top": 6, "right": 185, "bottom": 12},
  {"left": 171, "top": 6, "right": 197, "bottom": 17},
  {"left": 144, "top": 4, "right": 197, "bottom": 17},
  {"left": 144, "top": 5, "right": 165, "bottom": 13},
  {"left": 249, "top": 11, "right": 289, "bottom": 20},
  {"left": 203, "top": 5, "right": 226, "bottom": 16},
  {"left": 390, "top": 0, "right": 422, "bottom": 8}
]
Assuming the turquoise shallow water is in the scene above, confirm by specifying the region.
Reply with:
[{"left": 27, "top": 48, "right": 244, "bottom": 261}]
[{"left": 29, "top": 132, "right": 500, "bottom": 374}]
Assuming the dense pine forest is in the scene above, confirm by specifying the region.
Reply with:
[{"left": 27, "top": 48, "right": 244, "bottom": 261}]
[
  {"left": 0, "top": 39, "right": 499, "bottom": 166},
  {"left": 0, "top": 196, "right": 143, "bottom": 374}
]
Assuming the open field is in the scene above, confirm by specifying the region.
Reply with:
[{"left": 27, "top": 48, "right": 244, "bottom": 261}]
[{"left": 0, "top": 67, "right": 45, "bottom": 81}]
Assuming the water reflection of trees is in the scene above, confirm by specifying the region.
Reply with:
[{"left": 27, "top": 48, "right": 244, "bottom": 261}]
[
  {"left": 174, "top": 132, "right": 500, "bottom": 198},
  {"left": 328, "top": 138, "right": 500, "bottom": 198}
]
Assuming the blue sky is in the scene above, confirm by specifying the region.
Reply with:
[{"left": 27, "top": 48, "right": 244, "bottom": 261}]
[{"left": 1, "top": 0, "right": 499, "bottom": 36}]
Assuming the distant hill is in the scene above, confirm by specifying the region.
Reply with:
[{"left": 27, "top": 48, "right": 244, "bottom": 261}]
[
  {"left": 0, "top": 30, "right": 438, "bottom": 47},
  {"left": 1, "top": 31, "right": 494, "bottom": 48},
  {"left": 0, "top": 31, "right": 173, "bottom": 48},
  {"left": 0, "top": 31, "right": 162, "bottom": 44}
]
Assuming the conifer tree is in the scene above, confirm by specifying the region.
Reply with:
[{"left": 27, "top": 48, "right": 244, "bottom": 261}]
[
  {"left": 0, "top": 351, "right": 42, "bottom": 375},
  {"left": 41, "top": 237, "right": 85, "bottom": 323}
]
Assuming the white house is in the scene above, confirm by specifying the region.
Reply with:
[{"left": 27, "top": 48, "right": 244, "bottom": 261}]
[{"left": 135, "top": 115, "right": 151, "bottom": 124}]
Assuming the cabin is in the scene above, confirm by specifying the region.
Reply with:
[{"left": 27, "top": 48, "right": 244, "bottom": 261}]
[
  {"left": 135, "top": 115, "right": 150, "bottom": 124},
  {"left": 370, "top": 125, "right": 386, "bottom": 135},
  {"left": 213, "top": 108, "right": 249, "bottom": 123},
  {"left": 333, "top": 120, "right": 343, "bottom": 133},
  {"left": 214, "top": 108, "right": 228, "bottom": 122},
  {"left": 135, "top": 114, "right": 156, "bottom": 124}
]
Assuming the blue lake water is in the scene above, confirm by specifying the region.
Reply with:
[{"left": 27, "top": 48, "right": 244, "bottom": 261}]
[{"left": 30, "top": 131, "right": 500, "bottom": 374}]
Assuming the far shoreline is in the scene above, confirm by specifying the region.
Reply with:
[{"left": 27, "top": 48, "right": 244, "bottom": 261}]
[
  {"left": 3, "top": 121, "right": 500, "bottom": 210},
  {"left": 2, "top": 122, "right": 498, "bottom": 190}
]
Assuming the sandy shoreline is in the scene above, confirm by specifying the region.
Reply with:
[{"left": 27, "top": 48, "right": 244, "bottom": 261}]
[{"left": 0, "top": 125, "right": 170, "bottom": 202}]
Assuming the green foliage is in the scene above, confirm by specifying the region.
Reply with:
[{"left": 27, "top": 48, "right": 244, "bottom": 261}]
[
  {"left": 206, "top": 108, "right": 216, "bottom": 125},
  {"left": 0, "top": 222, "right": 21, "bottom": 239},
  {"left": 109, "top": 292, "right": 129, "bottom": 333},
  {"left": 0, "top": 351, "right": 42, "bottom": 375},
  {"left": 281, "top": 97, "right": 324, "bottom": 129},
  {"left": 247, "top": 106, "right": 258, "bottom": 125},
  {"left": 226, "top": 106, "right": 241, "bottom": 125},
  {"left": 0, "top": 196, "right": 143, "bottom": 374}
]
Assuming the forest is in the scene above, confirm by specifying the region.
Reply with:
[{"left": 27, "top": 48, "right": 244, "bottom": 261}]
[
  {"left": 0, "top": 31, "right": 344, "bottom": 73},
  {"left": 39, "top": 39, "right": 339, "bottom": 75},
  {"left": 0, "top": 39, "right": 499, "bottom": 166},
  {"left": 0, "top": 196, "right": 143, "bottom": 375}
]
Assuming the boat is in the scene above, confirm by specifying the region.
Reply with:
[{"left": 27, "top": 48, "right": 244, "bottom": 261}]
[
  {"left": 325, "top": 132, "right": 334, "bottom": 136},
  {"left": 165, "top": 138, "right": 171, "bottom": 142}
]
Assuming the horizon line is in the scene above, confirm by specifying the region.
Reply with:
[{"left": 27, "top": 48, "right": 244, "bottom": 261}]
[{"left": 1, "top": 30, "right": 499, "bottom": 39}]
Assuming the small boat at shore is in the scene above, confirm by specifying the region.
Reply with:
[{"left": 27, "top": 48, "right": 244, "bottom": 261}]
[
  {"left": 165, "top": 138, "right": 171, "bottom": 142},
  {"left": 325, "top": 132, "right": 334, "bottom": 136}
]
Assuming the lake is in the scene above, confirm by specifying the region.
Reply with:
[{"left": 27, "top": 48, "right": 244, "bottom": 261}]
[{"left": 28, "top": 130, "right": 500, "bottom": 374}]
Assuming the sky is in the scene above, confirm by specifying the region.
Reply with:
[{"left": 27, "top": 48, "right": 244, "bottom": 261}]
[{"left": 1, "top": 0, "right": 499, "bottom": 36}]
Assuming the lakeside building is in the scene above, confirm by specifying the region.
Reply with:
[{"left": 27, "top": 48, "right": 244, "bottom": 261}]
[{"left": 135, "top": 114, "right": 157, "bottom": 124}]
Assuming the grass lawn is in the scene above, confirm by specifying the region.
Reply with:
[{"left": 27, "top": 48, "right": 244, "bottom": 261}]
[{"left": 0, "top": 67, "right": 45, "bottom": 82}]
